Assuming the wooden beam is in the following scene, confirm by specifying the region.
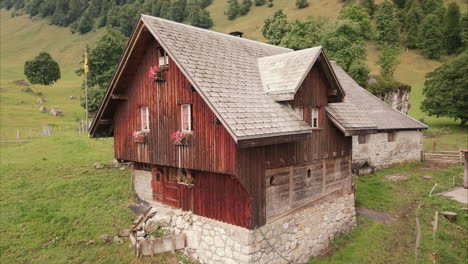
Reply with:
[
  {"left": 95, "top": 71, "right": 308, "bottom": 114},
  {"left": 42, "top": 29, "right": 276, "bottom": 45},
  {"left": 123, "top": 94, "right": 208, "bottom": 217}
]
[
  {"left": 327, "top": 89, "right": 338, "bottom": 96},
  {"left": 238, "top": 133, "right": 311, "bottom": 148},
  {"left": 99, "top": 119, "right": 113, "bottom": 125}
]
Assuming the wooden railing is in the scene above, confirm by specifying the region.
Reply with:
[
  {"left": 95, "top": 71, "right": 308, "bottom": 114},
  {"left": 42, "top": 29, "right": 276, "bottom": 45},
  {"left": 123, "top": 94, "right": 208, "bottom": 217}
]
[{"left": 424, "top": 151, "right": 463, "bottom": 164}]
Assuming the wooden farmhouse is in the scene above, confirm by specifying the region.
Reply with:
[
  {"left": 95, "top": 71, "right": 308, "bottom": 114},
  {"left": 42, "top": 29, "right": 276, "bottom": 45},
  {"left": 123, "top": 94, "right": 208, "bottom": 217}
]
[{"left": 89, "top": 15, "right": 410, "bottom": 264}]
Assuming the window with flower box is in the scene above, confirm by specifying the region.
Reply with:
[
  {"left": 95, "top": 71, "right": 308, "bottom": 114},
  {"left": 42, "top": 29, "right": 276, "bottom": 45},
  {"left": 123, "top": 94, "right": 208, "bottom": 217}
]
[
  {"left": 141, "top": 106, "right": 150, "bottom": 131},
  {"left": 158, "top": 48, "right": 169, "bottom": 68}
]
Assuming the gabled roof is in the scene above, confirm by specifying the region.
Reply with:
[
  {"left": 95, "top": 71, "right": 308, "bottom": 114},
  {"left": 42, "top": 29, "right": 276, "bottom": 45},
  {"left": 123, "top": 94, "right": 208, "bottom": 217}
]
[
  {"left": 331, "top": 62, "right": 429, "bottom": 130},
  {"left": 326, "top": 102, "right": 377, "bottom": 136}
]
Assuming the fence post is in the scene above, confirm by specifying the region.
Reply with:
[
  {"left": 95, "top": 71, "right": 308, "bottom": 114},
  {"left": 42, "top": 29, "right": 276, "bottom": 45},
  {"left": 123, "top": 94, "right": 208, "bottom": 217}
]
[{"left": 16, "top": 129, "right": 21, "bottom": 144}]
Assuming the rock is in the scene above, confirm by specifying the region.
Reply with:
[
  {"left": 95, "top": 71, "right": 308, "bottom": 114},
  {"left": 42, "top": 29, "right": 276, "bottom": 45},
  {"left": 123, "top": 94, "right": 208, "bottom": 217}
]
[
  {"left": 136, "top": 230, "right": 146, "bottom": 237},
  {"left": 113, "top": 236, "right": 123, "bottom": 244},
  {"left": 119, "top": 229, "right": 131, "bottom": 237},
  {"left": 14, "top": 79, "right": 30, "bottom": 86},
  {"left": 50, "top": 107, "right": 62, "bottom": 116},
  {"left": 37, "top": 97, "right": 45, "bottom": 104},
  {"left": 442, "top": 211, "right": 457, "bottom": 222},
  {"left": 423, "top": 175, "right": 432, "bottom": 179},
  {"left": 69, "top": 96, "right": 76, "bottom": 100},
  {"left": 39, "top": 106, "right": 47, "bottom": 113},
  {"left": 100, "top": 234, "right": 111, "bottom": 244},
  {"left": 94, "top": 163, "right": 104, "bottom": 169},
  {"left": 86, "top": 240, "right": 95, "bottom": 245}
]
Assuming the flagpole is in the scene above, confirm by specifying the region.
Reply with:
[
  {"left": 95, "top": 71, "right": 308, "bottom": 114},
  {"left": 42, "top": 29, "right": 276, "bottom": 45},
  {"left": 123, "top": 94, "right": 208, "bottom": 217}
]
[{"left": 84, "top": 48, "right": 89, "bottom": 135}]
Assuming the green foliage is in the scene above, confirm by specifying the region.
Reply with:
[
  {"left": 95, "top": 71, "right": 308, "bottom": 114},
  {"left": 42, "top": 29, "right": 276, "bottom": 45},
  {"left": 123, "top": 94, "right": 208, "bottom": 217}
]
[
  {"left": 295, "top": 0, "right": 309, "bottom": 9},
  {"left": 262, "top": 9, "right": 290, "bottom": 45},
  {"left": 254, "top": 0, "right": 265, "bottom": 6},
  {"left": 359, "top": 0, "right": 376, "bottom": 17},
  {"left": 375, "top": 0, "right": 400, "bottom": 45},
  {"left": 322, "top": 20, "right": 366, "bottom": 71},
  {"left": 188, "top": 5, "right": 213, "bottom": 28},
  {"left": 367, "top": 76, "right": 411, "bottom": 95},
  {"left": 107, "top": 4, "right": 139, "bottom": 37},
  {"left": 422, "top": 52, "right": 468, "bottom": 125},
  {"left": 444, "top": 2, "right": 462, "bottom": 54},
  {"left": 239, "top": 0, "right": 252, "bottom": 16},
  {"left": 280, "top": 17, "right": 326, "bottom": 50},
  {"left": 170, "top": 0, "right": 187, "bottom": 22},
  {"left": 24, "top": 52, "right": 61, "bottom": 85},
  {"left": 338, "top": 4, "right": 373, "bottom": 39},
  {"left": 418, "top": 14, "right": 444, "bottom": 59},
  {"left": 403, "top": 0, "right": 423, "bottom": 48},
  {"left": 77, "top": 10, "right": 93, "bottom": 34},
  {"left": 81, "top": 28, "right": 126, "bottom": 112},
  {"left": 226, "top": 0, "right": 240, "bottom": 20},
  {"left": 461, "top": 14, "right": 468, "bottom": 49},
  {"left": 348, "top": 61, "right": 370, "bottom": 87},
  {"left": 378, "top": 44, "right": 400, "bottom": 78},
  {"left": 392, "top": 0, "right": 406, "bottom": 9},
  {"left": 422, "top": 0, "right": 443, "bottom": 14}
]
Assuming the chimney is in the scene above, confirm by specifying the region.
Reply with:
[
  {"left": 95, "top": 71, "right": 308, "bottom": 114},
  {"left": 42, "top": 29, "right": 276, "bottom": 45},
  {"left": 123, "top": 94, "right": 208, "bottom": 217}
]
[{"left": 229, "top": 31, "right": 244, "bottom": 38}]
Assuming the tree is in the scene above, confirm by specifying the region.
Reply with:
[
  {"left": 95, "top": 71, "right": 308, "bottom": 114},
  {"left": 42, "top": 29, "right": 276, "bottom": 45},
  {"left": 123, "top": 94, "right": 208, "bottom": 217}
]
[
  {"left": 24, "top": 52, "right": 61, "bottom": 85},
  {"left": 422, "top": 0, "right": 442, "bottom": 15},
  {"left": 296, "top": 0, "right": 309, "bottom": 9},
  {"left": 254, "top": 0, "right": 265, "bottom": 6},
  {"left": 280, "top": 18, "right": 326, "bottom": 50},
  {"left": 360, "top": 0, "right": 376, "bottom": 17},
  {"left": 378, "top": 45, "right": 400, "bottom": 78},
  {"left": 421, "top": 52, "right": 468, "bottom": 125},
  {"left": 80, "top": 29, "right": 127, "bottom": 111},
  {"left": 418, "top": 14, "right": 444, "bottom": 59},
  {"left": 239, "top": 0, "right": 252, "bottom": 16},
  {"left": 189, "top": 5, "right": 213, "bottom": 28},
  {"left": 262, "top": 9, "right": 290, "bottom": 45},
  {"left": 444, "top": 2, "right": 461, "bottom": 54},
  {"left": 170, "top": 0, "right": 187, "bottom": 22},
  {"left": 77, "top": 10, "right": 94, "bottom": 34},
  {"left": 159, "top": 0, "right": 173, "bottom": 20},
  {"left": 375, "top": 0, "right": 400, "bottom": 45},
  {"left": 338, "top": 4, "right": 373, "bottom": 39},
  {"left": 461, "top": 14, "right": 468, "bottom": 49},
  {"left": 226, "top": 0, "right": 240, "bottom": 20},
  {"left": 321, "top": 20, "right": 366, "bottom": 71},
  {"left": 392, "top": 0, "right": 406, "bottom": 9},
  {"left": 403, "top": 1, "right": 423, "bottom": 48},
  {"left": 348, "top": 61, "right": 370, "bottom": 87}
]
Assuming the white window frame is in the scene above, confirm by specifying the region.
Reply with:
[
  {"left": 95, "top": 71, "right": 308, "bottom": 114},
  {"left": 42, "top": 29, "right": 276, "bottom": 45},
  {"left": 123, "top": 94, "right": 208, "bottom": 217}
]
[
  {"left": 140, "top": 106, "right": 150, "bottom": 132},
  {"left": 181, "top": 104, "right": 192, "bottom": 132},
  {"left": 311, "top": 108, "right": 319, "bottom": 128},
  {"left": 158, "top": 48, "right": 169, "bottom": 67}
]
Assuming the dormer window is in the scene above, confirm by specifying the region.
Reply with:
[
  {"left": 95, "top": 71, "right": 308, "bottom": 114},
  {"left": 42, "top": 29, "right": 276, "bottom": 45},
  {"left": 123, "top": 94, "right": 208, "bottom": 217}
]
[
  {"left": 311, "top": 108, "right": 319, "bottom": 128},
  {"left": 181, "top": 104, "right": 192, "bottom": 131},
  {"left": 158, "top": 48, "right": 169, "bottom": 67},
  {"left": 140, "top": 106, "right": 150, "bottom": 131}
]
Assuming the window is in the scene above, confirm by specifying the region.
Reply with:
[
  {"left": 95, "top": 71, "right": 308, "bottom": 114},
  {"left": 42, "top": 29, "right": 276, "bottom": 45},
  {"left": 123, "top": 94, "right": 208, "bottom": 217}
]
[
  {"left": 140, "top": 107, "right": 150, "bottom": 131},
  {"left": 158, "top": 48, "right": 169, "bottom": 67},
  {"left": 388, "top": 132, "right": 396, "bottom": 142},
  {"left": 181, "top": 104, "right": 192, "bottom": 131},
  {"left": 311, "top": 108, "right": 319, "bottom": 128},
  {"left": 358, "top": 135, "right": 367, "bottom": 144}
]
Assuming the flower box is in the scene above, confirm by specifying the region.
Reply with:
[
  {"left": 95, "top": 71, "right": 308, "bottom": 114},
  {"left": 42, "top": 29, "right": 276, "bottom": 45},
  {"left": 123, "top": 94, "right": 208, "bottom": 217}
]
[
  {"left": 148, "top": 65, "right": 166, "bottom": 82},
  {"left": 133, "top": 131, "right": 148, "bottom": 143},
  {"left": 170, "top": 131, "right": 193, "bottom": 146}
]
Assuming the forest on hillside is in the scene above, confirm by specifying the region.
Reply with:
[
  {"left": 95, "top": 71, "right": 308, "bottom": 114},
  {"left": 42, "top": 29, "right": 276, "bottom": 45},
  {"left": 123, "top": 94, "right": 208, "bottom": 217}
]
[{"left": 1, "top": 0, "right": 214, "bottom": 35}]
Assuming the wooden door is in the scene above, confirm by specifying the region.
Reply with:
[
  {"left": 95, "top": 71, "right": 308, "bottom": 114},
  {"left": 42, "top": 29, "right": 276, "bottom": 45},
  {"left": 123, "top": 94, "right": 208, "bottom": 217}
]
[
  {"left": 163, "top": 168, "right": 180, "bottom": 208},
  {"left": 151, "top": 168, "right": 163, "bottom": 202}
]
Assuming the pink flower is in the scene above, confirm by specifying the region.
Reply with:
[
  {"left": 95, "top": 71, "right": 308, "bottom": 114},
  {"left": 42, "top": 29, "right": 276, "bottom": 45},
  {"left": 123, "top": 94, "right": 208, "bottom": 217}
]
[{"left": 148, "top": 65, "right": 161, "bottom": 80}]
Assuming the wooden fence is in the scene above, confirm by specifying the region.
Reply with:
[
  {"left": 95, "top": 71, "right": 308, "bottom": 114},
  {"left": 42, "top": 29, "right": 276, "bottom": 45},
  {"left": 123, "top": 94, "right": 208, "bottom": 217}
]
[
  {"left": 0, "top": 121, "right": 89, "bottom": 144},
  {"left": 424, "top": 151, "right": 464, "bottom": 164}
]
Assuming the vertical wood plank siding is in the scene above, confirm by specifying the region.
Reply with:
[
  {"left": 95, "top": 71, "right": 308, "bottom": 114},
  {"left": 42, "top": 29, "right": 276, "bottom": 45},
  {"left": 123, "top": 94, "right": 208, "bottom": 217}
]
[{"left": 113, "top": 38, "right": 236, "bottom": 175}]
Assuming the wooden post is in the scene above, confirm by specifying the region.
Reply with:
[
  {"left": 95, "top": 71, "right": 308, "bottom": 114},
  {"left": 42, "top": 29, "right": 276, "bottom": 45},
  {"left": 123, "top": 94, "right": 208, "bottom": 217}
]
[{"left": 461, "top": 149, "right": 468, "bottom": 189}]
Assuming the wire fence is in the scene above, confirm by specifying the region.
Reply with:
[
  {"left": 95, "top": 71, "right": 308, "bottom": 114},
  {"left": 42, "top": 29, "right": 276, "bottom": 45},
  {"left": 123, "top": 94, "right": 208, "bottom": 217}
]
[{"left": 0, "top": 121, "right": 90, "bottom": 144}]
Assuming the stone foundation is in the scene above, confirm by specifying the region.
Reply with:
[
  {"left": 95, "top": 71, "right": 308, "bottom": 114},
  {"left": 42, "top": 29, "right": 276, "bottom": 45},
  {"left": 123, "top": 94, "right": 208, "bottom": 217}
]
[{"left": 147, "top": 194, "right": 356, "bottom": 264}]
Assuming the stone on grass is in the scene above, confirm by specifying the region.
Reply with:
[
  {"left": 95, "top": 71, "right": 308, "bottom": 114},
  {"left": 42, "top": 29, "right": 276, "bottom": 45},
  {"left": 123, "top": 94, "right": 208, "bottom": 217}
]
[
  {"left": 442, "top": 211, "right": 457, "bottom": 222},
  {"left": 100, "top": 234, "right": 111, "bottom": 244},
  {"left": 50, "top": 107, "right": 62, "bottom": 116},
  {"left": 37, "top": 97, "right": 45, "bottom": 104},
  {"left": 119, "top": 229, "right": 131, "bottom": 237},
  {"left": 86, "top": 240, "right": 95, "bottom": 245},
  {"left": 69, "top": 96, "right": 76, "bottom": 100},
  {"left": 39, "top": 106, "right": 47, "bottom": 113},
  {"left": 114, "top": 236, "right": 123, "bottom": 244}
]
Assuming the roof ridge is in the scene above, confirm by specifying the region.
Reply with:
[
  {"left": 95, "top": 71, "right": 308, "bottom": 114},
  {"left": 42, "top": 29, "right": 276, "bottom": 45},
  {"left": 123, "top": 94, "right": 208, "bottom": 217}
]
[{"left": 141, "top": 14, "right": 293, "bottom": 53}]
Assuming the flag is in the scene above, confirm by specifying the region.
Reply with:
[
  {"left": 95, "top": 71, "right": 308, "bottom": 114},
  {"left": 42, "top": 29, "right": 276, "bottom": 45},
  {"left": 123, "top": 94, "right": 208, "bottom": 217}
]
[{"left": 84, "top": 51, "right": 89, "bottom": 74}]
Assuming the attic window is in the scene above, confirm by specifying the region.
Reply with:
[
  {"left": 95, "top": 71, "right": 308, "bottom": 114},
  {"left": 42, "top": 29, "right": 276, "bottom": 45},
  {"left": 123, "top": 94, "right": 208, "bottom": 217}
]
[
  {"left": 158, "top": 48, "right": 169, "bottom": 67},
  {"left": 140, "top": 107, "right": 150, "bottom": 131},
  {"left": 358, "top": 135, "right": 367, "bottom": 144},
  {"left": 388, "top": 132, "right": 396, "bottom": 142},
  {"left": 311, "top": 108, "right": 319, "bottom": 128}
]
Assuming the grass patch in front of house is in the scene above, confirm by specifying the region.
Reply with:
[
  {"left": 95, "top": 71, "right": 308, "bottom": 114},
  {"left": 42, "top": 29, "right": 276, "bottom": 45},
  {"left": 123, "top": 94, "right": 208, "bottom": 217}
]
[{"left": 309, "top": 162, "right": 467, "bottom": 264}]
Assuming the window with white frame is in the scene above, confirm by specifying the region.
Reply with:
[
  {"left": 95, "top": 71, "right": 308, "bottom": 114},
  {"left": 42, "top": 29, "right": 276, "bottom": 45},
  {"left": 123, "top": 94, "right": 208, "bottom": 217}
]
[
  {"left": 158, "top": 48, "right": 169, "bottom": 67},
  {"left": 181, "top": 104, "right": 192, "bottom": 131},
  {"left": 311, "top": 108, "right": 319, "bottom": 128},
  {"left": 140, "top": 107, "right": 150, "bottom": 131}
]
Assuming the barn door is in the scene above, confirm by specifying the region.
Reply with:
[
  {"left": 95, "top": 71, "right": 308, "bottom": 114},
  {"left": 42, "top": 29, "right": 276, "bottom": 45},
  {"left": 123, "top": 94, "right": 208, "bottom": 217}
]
[
  {"left": 163, "top": 168, "right": 180, "bottom": 208},
  {"left": 151, "top": 168, "right": 163, "bottom": 202}
]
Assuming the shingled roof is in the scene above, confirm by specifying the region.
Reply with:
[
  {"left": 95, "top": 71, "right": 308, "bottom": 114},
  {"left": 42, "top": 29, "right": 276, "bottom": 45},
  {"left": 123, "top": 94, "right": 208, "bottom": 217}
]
[
  {"left": 326, "top": 102, "right": 377, "bottom": 136},
  {"left": 331, "top": 62, "right": 428, "bottom": 130}
]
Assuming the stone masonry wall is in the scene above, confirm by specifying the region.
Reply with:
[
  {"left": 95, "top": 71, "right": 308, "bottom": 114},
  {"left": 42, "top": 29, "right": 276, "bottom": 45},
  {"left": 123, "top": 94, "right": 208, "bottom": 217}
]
[
  {"left": 352, "top": 130, "right": 423, "bottom": 170},
  {"left": 147, "top": 194, "right": 356, "bottom": 264},
  {"left": 133, "top": 169, "right": 153, "bottom": 203}
]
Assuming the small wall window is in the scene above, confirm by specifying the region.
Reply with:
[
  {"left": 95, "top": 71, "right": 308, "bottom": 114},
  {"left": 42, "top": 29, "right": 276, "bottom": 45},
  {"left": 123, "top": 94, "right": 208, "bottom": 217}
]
[
  {"left": 358, "top": 135, "right": 367, "bottom": 144},
  {"left": 140, "top": 106, "right": 150, "bottom": 131},
  {"left": 158, "top": 48, "right": 169, "bottom": 67},
  {"left": 388, "top": 132, "right": 396, "bottom": 142},
  {"left": 181, "top": 104, "right": 192, "bottom": 131},
  {"left": 311, "top": 108, "right": 319, "bottom": 128}
]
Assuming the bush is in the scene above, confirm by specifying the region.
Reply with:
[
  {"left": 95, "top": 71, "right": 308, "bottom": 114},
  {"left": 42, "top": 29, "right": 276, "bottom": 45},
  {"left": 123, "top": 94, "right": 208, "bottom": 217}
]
[
  {"left": 296, "top": 0, "right": 309, "bottom": 9},
  {"left": 254, "top": 0, "right": 266, "bottom": 6},
  {"left": 267, "top": 2, "right": 273, "bottom": 7},
  {"left": 367, "top": 77, "right": 411, "bottom": 96}
]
